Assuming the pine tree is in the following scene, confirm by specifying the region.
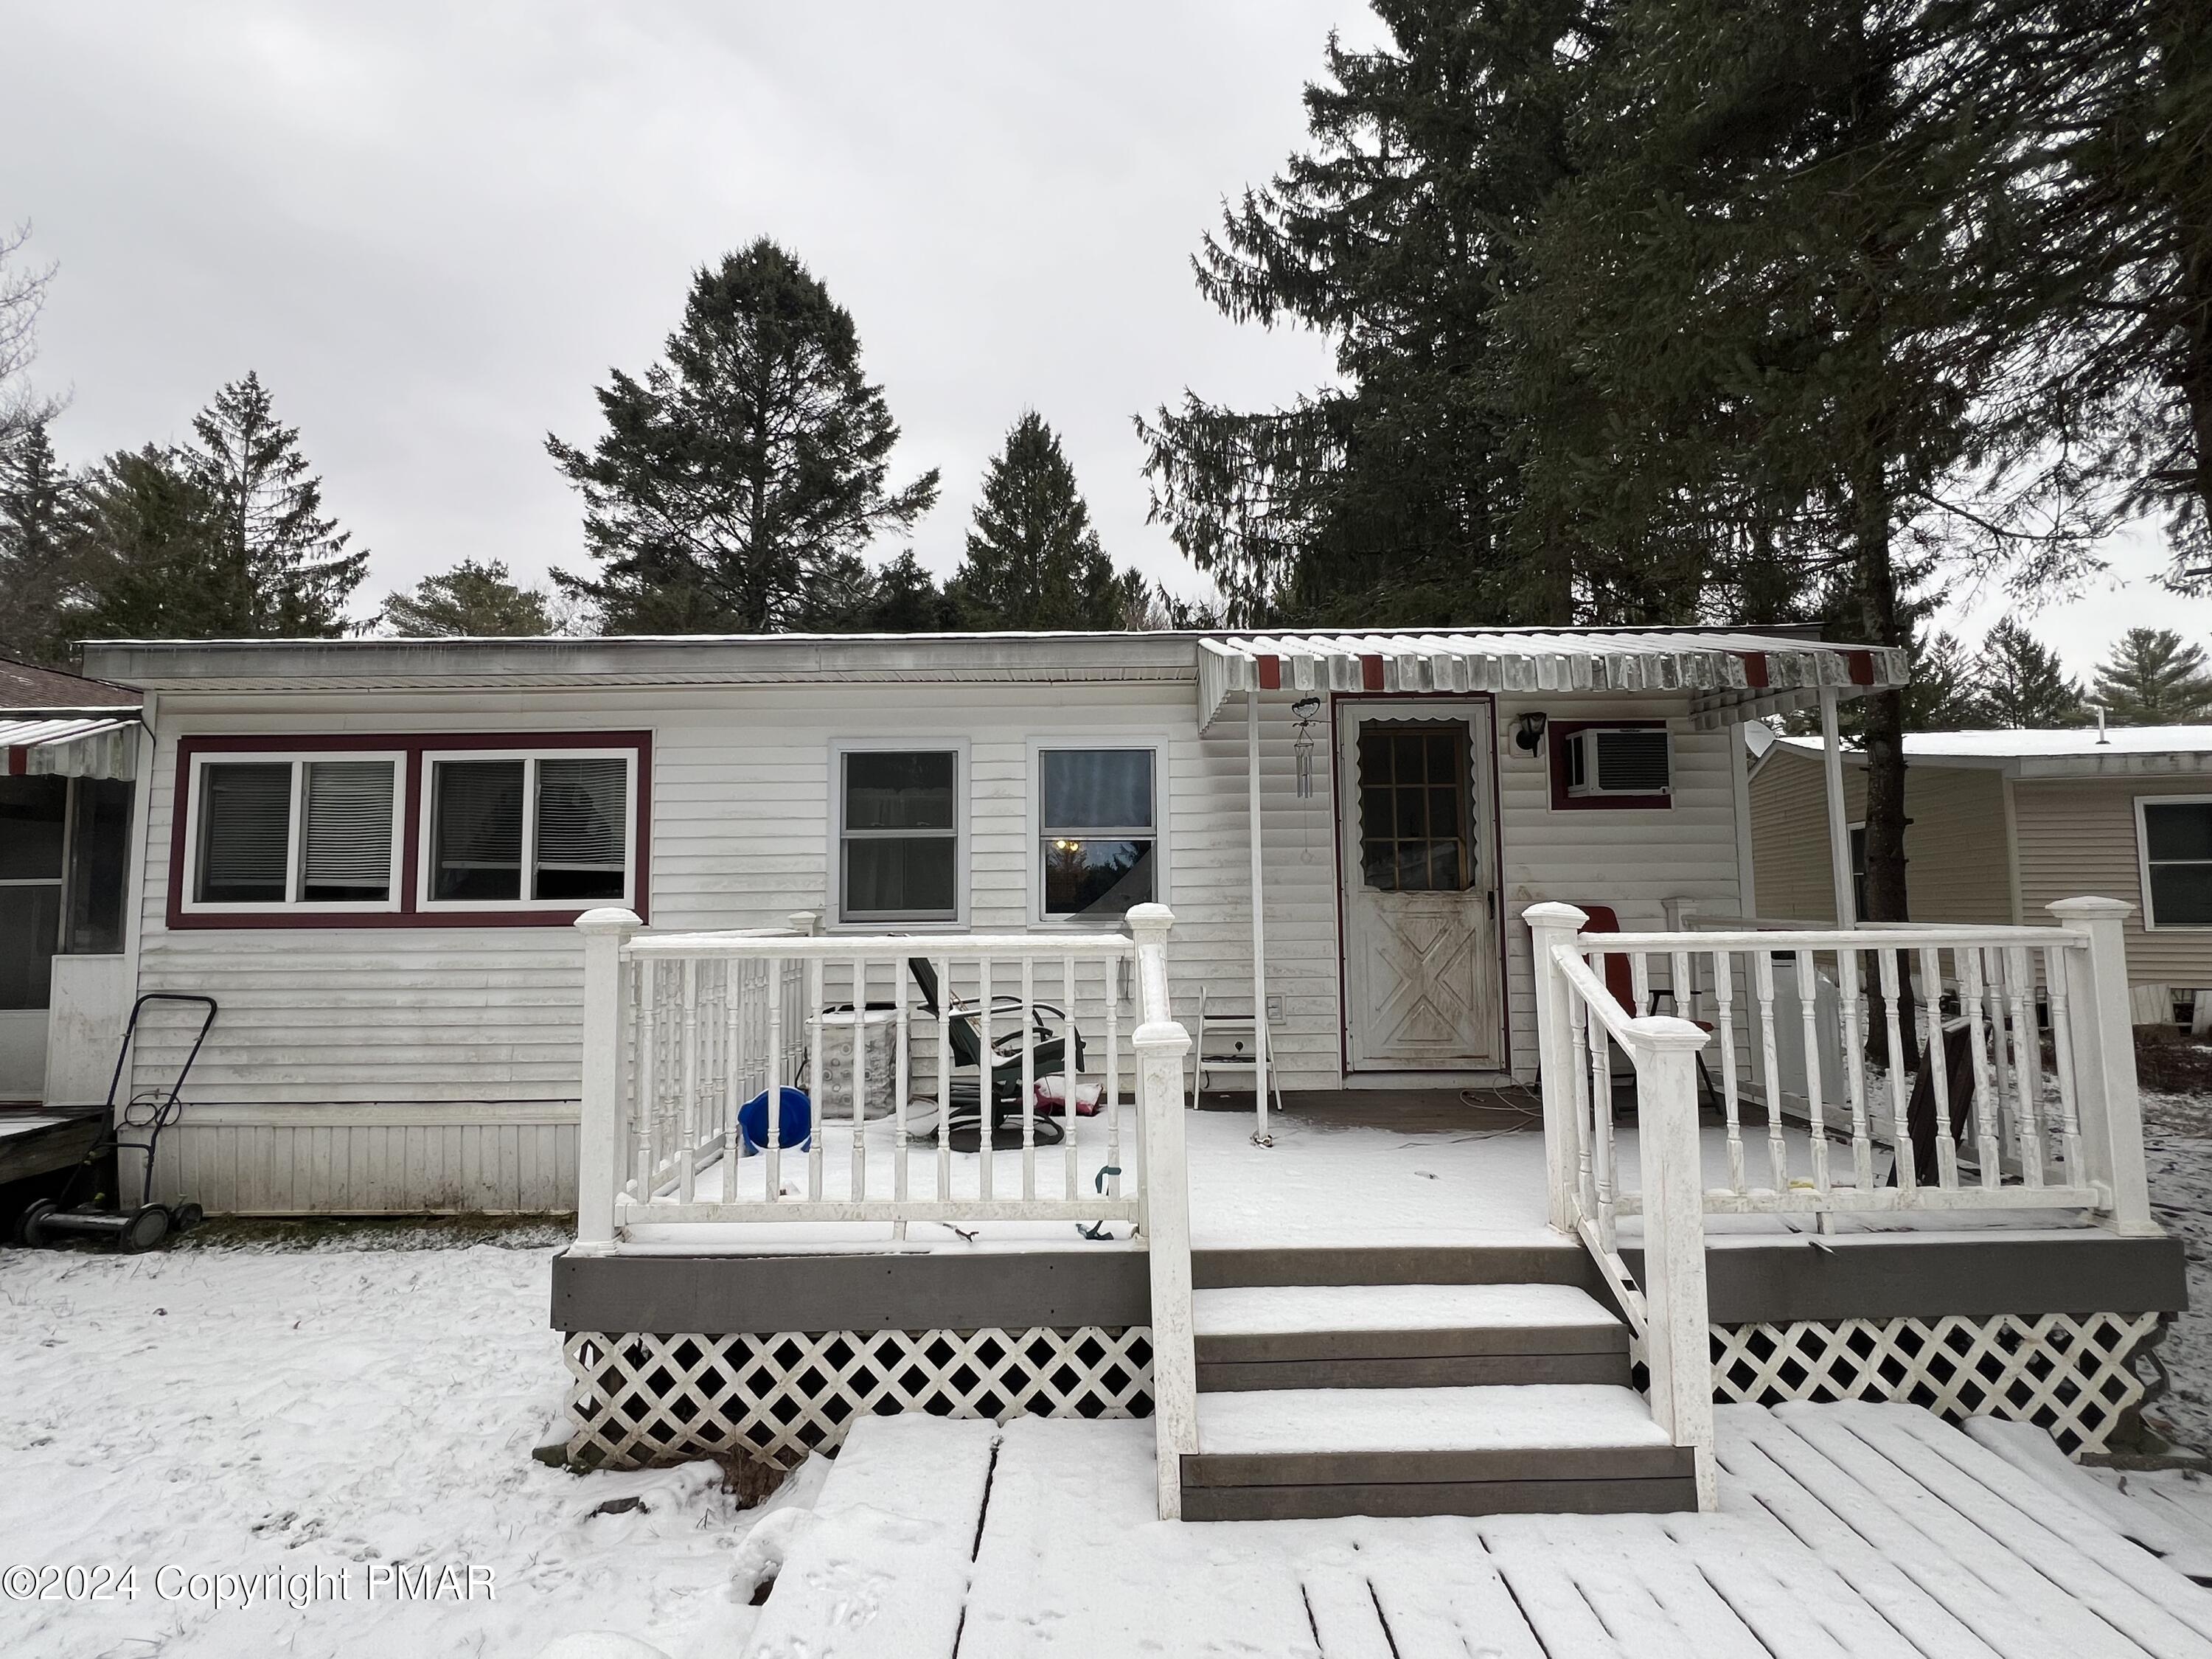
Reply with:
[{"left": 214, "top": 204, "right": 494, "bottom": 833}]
[
  {"left": 838, "top": 551, "right": 961, "bottom": 633},
  {"left": 1137, "top": 2, "right": 1590, "bottom": 625},
  {"left": 66, "top": 446, "right": 232, "bottom": 641},
  {"left": 549, "top": 240, "right": 939, "bottom": 633},
  {"left": 380, "top": 559, "right": 554, "bottom": 636},
  {"left": 2090, "top": 627, "right": 2212, "bottom": 724},
  {"left": 1972, "top": 621, "right": 2086, "bottom": 728},
  {"left": 1903, "top": 632, "right": 1987, "bottom": 731},
  {"left": 0, "top": 423, "right": 90, "bottom": 664},
  {"left": 949, "top": 413, "right": 1135, "bottom": 630},
  {"left": 178, "top": 372, "right": 367, "bottom": 636}
]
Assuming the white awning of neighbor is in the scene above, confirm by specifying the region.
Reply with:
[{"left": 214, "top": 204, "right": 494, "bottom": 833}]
[
  {"left": 0, "top": 716, "right": 141, "bottom": 780},
  {"left": 1196, "top": 630, "right": 1908, "bottom": 733}
]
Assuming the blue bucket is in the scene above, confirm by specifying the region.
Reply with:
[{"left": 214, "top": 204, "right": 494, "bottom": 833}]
[{"left": 737, "top": 1086, "right": 813, "bottom": 1155}]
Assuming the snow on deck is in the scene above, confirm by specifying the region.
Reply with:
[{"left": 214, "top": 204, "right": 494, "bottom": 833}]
[
  {"left": 620, "top": 1105, "right": 2101, "bottom": 1256},
  {"left": 746, "top": 1403, "right": 2212, "bottom": 1659}
]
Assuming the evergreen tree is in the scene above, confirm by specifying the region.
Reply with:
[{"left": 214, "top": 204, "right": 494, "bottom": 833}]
[
  {"left": 0, "top": 423, "right": 90, "bottom": 665},
  {"left": 178, "top": 372, "right": 367, "bottom": 636},
  {"left": 950, "top": 412, "right": 1136, "bottom": 630},
  {"left": 1973, "top": 620, "right": 2086, "bottom": 728},
  {"left": 549, "top": 240, "right": 939, "bottom": 633},
  {"left": 839, "top": 551, "right": 961, "bottom": 633},
  {"left": 1137, "top": 1, "right": 1590, "bottom": 625},
  {"left": 380, "top": 559, "right": 554, "bottom": 636},
  {"left": 1504, "top": 0, "right": 2108, "bottom": 920},
  {"left": 66, "top": 447, "right": 232, "bottom": 640},
  {"left": 1904, "top": 631, "right": 1987, "bottom": 731},
  {"left": 2090, "top": 627, "right": 2212, "bottom": 724}
]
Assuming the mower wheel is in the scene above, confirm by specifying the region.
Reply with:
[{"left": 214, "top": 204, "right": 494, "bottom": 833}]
[
  {"left": 170, "top": 1201, "right": 205, "bottom": 1234},
  {"left": 120, "top": 1206, "right": 170, "bottom": 1253},
  {"left": 17, "top": 1198, "right": 57, "bottom": 1247}
]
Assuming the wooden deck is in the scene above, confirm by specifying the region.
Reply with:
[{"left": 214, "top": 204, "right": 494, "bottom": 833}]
[{"left": 743, "top": 1402, "right": 2212, "bottom": 1659}]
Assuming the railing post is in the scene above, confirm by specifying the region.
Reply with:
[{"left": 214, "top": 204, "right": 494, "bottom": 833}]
[
  {"left": 1627, "top": 1014, "right": 1717, "bottom": 1512},
  {"left": 1526, "top": 902, "right": 1590, "bottom": 1234},
  {"left": 2048, "top": 897, "right": 2157, "bottom": 1236},
  {"left": 575, "top": 907, "right": 643, "bottom": 1253},
  {"left": 1127, "top": 901, "right": 1197, "bottom": 1521}
]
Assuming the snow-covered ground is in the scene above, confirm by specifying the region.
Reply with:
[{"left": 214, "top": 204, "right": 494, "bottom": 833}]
[
  {"left": 0, "top": 1237, "right": 804, "bottom": 1658},
  {"left": 5, "top": 1085, "right": 2212, "bottom": 1656}
]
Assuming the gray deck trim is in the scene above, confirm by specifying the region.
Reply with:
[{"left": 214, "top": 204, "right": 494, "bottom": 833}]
[
  {"left": 551, "top": 1231, "right": 2185, "bottom": 1335},
  {"left": 1197, "top": 1353, "right": 1630, "bottom": 1391},
  {"left": 1624, "top": 1232, "right": 2189, "bottom": 1323},
  {"left": 1194, "top": 1321, "right": 1627, "bottom": 1363},
  {"left": 1183, "top": 1441, "right": 1697, "bottom": 1488},
  {"left": 551, "top": 1248, "right": 1149, "bottom": 1335},
  {"left": 1178, "top": 1475, "right": 1699, "bottom": 1521}
]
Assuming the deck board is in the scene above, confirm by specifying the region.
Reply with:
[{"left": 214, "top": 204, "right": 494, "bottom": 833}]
[{"left": 743, "top": 1404, "right": 2212, "bottom": 1659}]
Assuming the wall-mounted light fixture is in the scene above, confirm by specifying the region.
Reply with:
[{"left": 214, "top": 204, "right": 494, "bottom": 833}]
[{"left": 1512, "top": 712, "right": 1548, "bottom": 756}]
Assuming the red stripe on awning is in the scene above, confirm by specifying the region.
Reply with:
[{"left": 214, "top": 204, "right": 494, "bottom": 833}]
[
  {"left": 1732, "top": 651, "right": 1770, "bottom": 689},
  {"left": 1360, "top": 654, "right": 1385, "bottom": 692},
  {"left": 5, "top": 748, "right": 24, "bottom": 776},
  {"left": 1846, "top": 650, "right": 1876, "bottom": 686},
  {"left": 1256, "top": 654, "right": 1281, "bottom": 692}
]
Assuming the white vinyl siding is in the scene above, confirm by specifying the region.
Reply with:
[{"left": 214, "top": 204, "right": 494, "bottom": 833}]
[{"left": 131, "top": 681, "right": 1756, "bottom": 1209}]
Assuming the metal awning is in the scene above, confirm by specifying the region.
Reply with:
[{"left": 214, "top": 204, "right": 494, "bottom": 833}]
[
  {"left": 0, "top": 716, "right": 141, "bottom": 780},
  {"left": 1196, "top": 630, "right": 1908, "bottom": 731}
]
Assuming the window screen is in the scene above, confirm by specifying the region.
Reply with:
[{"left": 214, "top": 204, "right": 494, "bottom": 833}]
[
  {"left": 2143, "top": 801, "right": 2212, "bottom": 926},
  {"left": 432, "top": 759, "right": 526, "bottom": 902},
  {"left": 841, "top": 750, "right": 958, "bottom": 921},
  {"left": 63, "top": 779, "right": 133, "bottom": 954},
  {"left": 535, "top": 757, "right": 628, "bottom": 900},
  {"left": 1039, "top": 748, "right": 1155, "bottom": 918},
  {"left": 0, "top": 776, "right": 66, "bottom": 1006},
  {"left": 1357, "top": 724, "right": 1472, "bottom": 893},
  {"left": 196, "top": 762, "right": 293, "bottom": 903},
  {"left": 301, "top": 761, "right": 395, "bottom": 902}
]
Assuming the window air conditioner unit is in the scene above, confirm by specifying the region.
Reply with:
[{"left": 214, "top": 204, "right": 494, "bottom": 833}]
[{"left": 1565, "top": 727, "right": 1671, "bottom": 797}]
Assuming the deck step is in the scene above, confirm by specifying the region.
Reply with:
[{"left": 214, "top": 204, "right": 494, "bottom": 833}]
[
  {"left": 1194, "top": 1242, "right": 1599, "bottom": 1291},
  {"left": 1194, "top": 1283, "right": 1630, "bottom": 1389},
  {"left": 1183, "top": 1383, "right": 1694, "bottom": 1520}
]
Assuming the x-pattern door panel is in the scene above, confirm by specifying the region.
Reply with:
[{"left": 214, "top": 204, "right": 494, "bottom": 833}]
[{"left": 1338, "top": 703, "right": 1501, "bottom": 1071}]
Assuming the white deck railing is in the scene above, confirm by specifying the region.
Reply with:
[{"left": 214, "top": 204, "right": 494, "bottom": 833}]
[
  {"left": 569, "top": 903, "right": 1200, "bottom": 1517},
  {"left": 1528, "top": 894, "right": 2159, "bottom": 1514}
]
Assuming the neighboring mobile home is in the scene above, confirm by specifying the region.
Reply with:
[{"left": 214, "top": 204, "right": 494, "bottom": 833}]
[{"left": 1748, "top": 722, "right": 2212, "bottom": 1023}]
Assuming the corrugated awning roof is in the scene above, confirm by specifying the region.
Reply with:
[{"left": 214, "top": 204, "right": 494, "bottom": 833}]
[
  {"left": 1197, "top": 630, "right": 1907, "bottom": 731},
  {"left": 1, "top": 716, "right": 140, "bottom": 780}
]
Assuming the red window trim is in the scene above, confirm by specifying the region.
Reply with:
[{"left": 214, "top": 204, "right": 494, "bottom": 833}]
[
  {"left": 1548, "top": 719, "right": 1672, "bottom": 812},
  {"left": 167, "top": 731, "right": 653, "bottom": 930}
]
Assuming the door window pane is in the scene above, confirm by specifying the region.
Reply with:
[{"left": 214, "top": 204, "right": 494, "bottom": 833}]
[
  {"left": 432, "top": 759, "right": 525, "bottom": 901},
  {"left": 0, "top": 884, "right": 61, "bottom": 1008},
  {"left": 63, "top": 779, "right": 133, "bottom": 953},
  {"left": 197, "top": 763, "right": 292, "bottom": 902},
  {"left": 535, "top": 757, "right": 628, "bottom": 900},
  {"left": 841, "top": 750, "right": 959, "bottom": 921},
  {"left": 1356, "top": 723, "right": 1472, "bottom": 893},
  {"left": 301, "top": 761, "right": 395, "bottom": 902},
  {"left": 0, "top": 776, "right": 68, "bottom": 880}
]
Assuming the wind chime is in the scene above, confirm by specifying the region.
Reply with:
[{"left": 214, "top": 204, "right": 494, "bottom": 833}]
[{"left": 1290, "top": 696, "right": 1321, "bottom": 799}]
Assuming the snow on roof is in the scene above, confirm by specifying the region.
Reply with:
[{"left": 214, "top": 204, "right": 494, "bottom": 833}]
[{"left": 1765, "top": 723, "right": 2212, "bottom": 778}]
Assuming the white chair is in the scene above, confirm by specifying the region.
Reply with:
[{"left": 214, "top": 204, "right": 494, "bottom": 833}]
[{"left": 1192, "top": 986, "right": 1286, "bottom": 1119}]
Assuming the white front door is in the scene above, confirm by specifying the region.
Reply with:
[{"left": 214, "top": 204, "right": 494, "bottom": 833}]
[{"left": 1337, "top": 700, "right": 1502, "bottom": 1071}]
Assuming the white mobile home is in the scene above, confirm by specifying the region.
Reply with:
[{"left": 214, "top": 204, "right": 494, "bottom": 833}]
[
  {"left": 35, "top": 626, "right": 2187, "bottom": 1521},
  {"left": 63, "top": 625, "right": 1895, "bottom": 1211}
]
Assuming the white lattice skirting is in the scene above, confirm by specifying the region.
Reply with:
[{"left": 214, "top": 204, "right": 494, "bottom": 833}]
[
  {"left": 1709, "top": 1311, "right": 2165, "bottom": 1455},
  {"left": 566, "top": 1312, "right": 2162, "bottom": 1470},
  {"left": 565, "top": 1327, "right": 1155, "bottom": 1470}
]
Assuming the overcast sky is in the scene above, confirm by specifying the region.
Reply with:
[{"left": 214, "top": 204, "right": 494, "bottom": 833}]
[{"left": 3, "top": 0, "right": 2202, "bottom": 675}]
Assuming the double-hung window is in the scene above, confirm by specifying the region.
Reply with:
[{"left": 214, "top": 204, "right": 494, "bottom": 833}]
[
  {"left": 188, "top": 754, "right": 403, "bottom": 911},
  {"left": 2140, "top": 797, "right": 2212, "bottom": 928},
  {"left": 836, "top": 746, "right": 961, "bottom": 925},
  {"left": 1036, "top": 745, "right": 1158, "bottom": 920},
  {"left": 423, "top": 752, "right": 633, "bottom": 908}
]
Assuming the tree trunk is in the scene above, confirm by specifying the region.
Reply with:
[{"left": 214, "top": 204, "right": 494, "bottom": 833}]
[{"left": 1854, "top": 508, "right": 1909, "bottom": 927}]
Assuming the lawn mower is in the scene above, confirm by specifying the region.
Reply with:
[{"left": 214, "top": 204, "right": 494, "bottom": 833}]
[{"left": 18, "top": 992, "right": 218, "bottom": 1253}]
